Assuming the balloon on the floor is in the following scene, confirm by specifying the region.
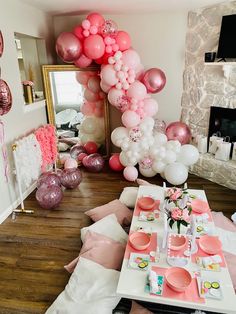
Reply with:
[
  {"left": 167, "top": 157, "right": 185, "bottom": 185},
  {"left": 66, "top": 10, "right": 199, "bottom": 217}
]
[
  {"left": 109, "top": 153, "right": 124, "bottom": 171},
  {"left": 37, "top": 172, "right": 61, "bottom": 189},
  {"left": 82, "top": 153, "right": 105, "bottom": 172},
  {"left": 36, "top": 185, "right": 63, "bottom": 209},
  {"left": 70, "top": 144, "right": 87, "bottom": 160},
  {"left": 60, "top": 168, "right": 82, "bottom": 189},
  {"left": 64, "top": 157, "right": 78, "bottom": 169}
]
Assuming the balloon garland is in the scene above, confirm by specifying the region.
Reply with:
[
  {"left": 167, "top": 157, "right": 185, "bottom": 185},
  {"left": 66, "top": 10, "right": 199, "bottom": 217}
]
[{"left": 55, "top": 12, "right": 199, "bottom": 185}]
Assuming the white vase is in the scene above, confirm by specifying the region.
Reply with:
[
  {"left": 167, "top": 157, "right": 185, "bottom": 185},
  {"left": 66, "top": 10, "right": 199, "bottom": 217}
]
[{"left": 168, "top": 222, "right": 189, "bottom": 235}]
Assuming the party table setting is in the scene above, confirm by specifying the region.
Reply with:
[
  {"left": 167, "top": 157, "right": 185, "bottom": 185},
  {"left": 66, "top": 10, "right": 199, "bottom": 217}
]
[{"left": 116, "top": 185, "right": 236, "bottom": 314}]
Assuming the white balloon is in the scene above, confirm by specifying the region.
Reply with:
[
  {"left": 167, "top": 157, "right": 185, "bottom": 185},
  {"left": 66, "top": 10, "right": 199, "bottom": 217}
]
[
  {"left": 121, "top": 142, "right": 129, "bottom": 151},
  {"left": 154, "top": 132, "right": 168, "bottom": 146},
  {"left": 119, "top": 151, "right": 131, "bottom": 167},
  {"left": 139, "top": 167, "right": 157, "bottom": 177},
  {"left": 152, "top": 160, "right": 166, "bottom": 173},
  {"left": 111, "top": 127, "right": 129, "bottom": 147},
  {"left": 164, "top": 162, "right": 188, "bottom": 185},
  {"left": 165, "top": 140, "right": 181, "bottom": 152},
  {"left": 80, "top": 133, "right": 96, "bottom": 144},
  {"left": 165, "top": 150, "right": 177, "bottom": 164},
  {"left": 177, "top": 144, "right": 199, "bottom": 166},
  {"left": 81, "top": 117, "right": 98, "bottom": 134}
]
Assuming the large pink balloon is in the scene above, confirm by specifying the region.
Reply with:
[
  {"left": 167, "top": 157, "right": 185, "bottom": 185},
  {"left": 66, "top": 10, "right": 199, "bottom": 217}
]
[
  {"left": 84, "top": 88, "right": 100, "bottom": 102},
  {"left": 87, "top": 76, "right": 101, "bottom": 93},
  {"left": 56, "top": 32, "right": 82, "bottom": 63},
  {"left": 73, "top": 25, "right": 84, "bottom": 41},
  {"left": 87, "top": 12, "right": 105, "bottom": 28},
  {"left": 108, "top": 88, "right": 125, "bottom": 107},
  {"left": 76, "top": 71, "right": 90, "bottom": 85},
  {"left": 74, "top": 54, "right": 92, "bottom": 68},
  {"left": 121, "top": 49, "right": 141, "bottom": 70},
  {"left": 100, "top": 81, "right": 111, "bottom": 93},
  {"left": 0, "top": 79, "right": 12, "bottom": 116},
  {"left": 83, "top": 34, "right": 105, "bottom": 60},
  {"left": 81, "top": 102, "right": 95, "bottom": 116},
  {"left": 143, "top": 98, "right": 158, "bottom": 117},
  {"left": 60, "top": 168, "right": 82, "bottom": 189},
  {"left": 116, "top": 31, "right": 131, "bottom": 51},
  {"left": 36, "top": 185, "right": 63, "bottom": 209},
  {"left": 166, "top": 122, "right": 192, "bottom": 145},
  {"left": 100, "top": 64, "right": 118, "bottom": 86},
  {"left": 122, "top": 110, "right": 141, "bottom": 128},
  {"left": 142, "top": 68, "right": 166, "bottom": 93},
  {"left": 127, "top": 81, "right": 147, "bottom": 100},
  {"left": 70, "top": 144, "right": 87, "bottom": 160}
]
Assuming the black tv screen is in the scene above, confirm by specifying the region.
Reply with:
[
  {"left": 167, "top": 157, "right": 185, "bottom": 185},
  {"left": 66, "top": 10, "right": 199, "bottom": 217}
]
[{"left": 217, "top": 14, "right": 236, "bottom": 59}]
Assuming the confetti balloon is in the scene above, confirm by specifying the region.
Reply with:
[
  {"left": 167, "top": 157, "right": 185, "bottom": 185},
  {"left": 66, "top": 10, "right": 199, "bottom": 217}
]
[
  {"left": 37, "top": 172, "right": 61, "bottom": 189},
  {"left": 36, "top": 186, "right": 63, "bottom": 209},
  {"left": 82, "top": 153, "right": 105, "bottom": 172},
  {"left": 0, "top": 79, "right": 12, "bottom": 116},
  {"left": 60, "top": 168, "right": 82, "bottom": 189},
  {"left": 70, "top": 145, "right": 87, "bottom": 160},
  {"left": 100, "top": 20, "right": 118, "bottom": 38}
]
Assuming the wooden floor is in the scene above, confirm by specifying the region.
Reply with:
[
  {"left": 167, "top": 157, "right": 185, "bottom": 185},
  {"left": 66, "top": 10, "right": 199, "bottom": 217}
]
[{"left": 0, "top": 166, "right": 235, "bottom": 314}]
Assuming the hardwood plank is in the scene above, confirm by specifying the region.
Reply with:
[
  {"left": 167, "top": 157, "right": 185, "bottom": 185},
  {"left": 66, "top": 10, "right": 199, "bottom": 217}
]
[{"left": 0, "top": 166, "right": 235, "bottom": 313}]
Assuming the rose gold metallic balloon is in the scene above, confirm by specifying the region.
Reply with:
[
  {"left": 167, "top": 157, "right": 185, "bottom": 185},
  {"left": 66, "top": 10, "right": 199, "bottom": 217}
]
[
  {"left": 0, "top": 79, "right": 12, "bottom": 116},
  {"left": 56, "top": 32, "right": 82, "bottom": 63},
  {"left": 142, "top": 68, "right": 166, "bottom": 94},
  {"left": 166, "top": 122, "right": 192, "bottom": 145}
]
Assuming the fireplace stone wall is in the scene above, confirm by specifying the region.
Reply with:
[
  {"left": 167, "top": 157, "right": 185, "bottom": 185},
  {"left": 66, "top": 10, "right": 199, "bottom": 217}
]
[{"left": 181, "top": 1, "right": 236, "bottom": 189}]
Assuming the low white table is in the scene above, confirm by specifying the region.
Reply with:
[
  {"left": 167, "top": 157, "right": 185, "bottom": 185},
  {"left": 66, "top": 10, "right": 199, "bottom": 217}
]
[{"left": 117, "top": 185, "right": 236, "bottom": 314}]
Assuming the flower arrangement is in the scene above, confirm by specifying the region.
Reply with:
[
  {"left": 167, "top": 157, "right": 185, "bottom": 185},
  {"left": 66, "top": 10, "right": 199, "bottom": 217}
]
[{"left": 165, "top": 187, "right": 193, "bottom": 234}]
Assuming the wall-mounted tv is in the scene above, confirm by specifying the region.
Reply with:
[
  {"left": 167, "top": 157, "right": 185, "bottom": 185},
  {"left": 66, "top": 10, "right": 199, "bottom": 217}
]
[{"left": 217, "top": 14, "right": 236, "bottom": 59}]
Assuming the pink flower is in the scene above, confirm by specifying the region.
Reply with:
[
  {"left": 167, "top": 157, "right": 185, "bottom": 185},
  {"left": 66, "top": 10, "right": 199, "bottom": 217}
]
[
  {"left": 170, "top": 188, "right": 182, "bottom": 201},
  {"left": 166, "top": 188, "right": 175, "bottom": 197},
  {"left": 171, "top": 207, "right": 182, "bottom": 220},
  {"left": 182, "top": 208, "right": 190, "bottom": 223}
]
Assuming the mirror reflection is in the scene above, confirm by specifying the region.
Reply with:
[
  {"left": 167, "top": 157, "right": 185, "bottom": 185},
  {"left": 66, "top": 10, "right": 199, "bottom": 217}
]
[{"left": 42, "top": 65, "right": 110, "bottom": 158}]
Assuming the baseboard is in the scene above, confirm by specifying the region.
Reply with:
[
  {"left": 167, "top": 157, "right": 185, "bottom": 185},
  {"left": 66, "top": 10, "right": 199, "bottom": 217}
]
[{"left": 0, "top": 182, "right": 37, "bottom": 224}]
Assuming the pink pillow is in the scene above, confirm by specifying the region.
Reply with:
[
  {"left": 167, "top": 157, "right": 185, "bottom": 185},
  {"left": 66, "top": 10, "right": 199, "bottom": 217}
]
[
  {"left": 85, "top": 199, "right": 133, "bottom": 226},
  {"left": 64, "top": 231, "right": 125, "bottom": 273},
  {"left": 136, "top": 179, "right": 153, "bottom": 186},
  {"left": 129, "top": 301, "right": 154, "bottom": 314}
]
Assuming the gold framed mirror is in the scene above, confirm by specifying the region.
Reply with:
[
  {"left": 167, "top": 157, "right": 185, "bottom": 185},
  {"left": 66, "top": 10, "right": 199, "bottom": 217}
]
[{"left": 42, "top": 65, "right": 110, "bottom": 158}]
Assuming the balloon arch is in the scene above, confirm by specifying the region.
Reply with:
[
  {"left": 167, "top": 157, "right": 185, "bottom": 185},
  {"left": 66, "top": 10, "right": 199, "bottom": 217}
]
[{"left": 55, "top": 12, "right": 199, "bottom": 185}]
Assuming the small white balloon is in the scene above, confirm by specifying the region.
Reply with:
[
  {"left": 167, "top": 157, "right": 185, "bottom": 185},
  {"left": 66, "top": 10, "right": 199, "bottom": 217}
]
[
  {"left": 177, "top": 144, "right": 200, "bottom": 166},
  {"left": 165, "top": 150, "right": 177, "bottom": 164},
  {"left": 164, "top": 162, "right": 188, "bottom": 185},
  {"left": 152, "top": 160, "right": 166, "bottom": 173},
  {"left": 139, "top": 167, "right": 157, "bottom": 177},
  {"left": 119, "top": 151, "right": 130, "bottom": 167},
  {"left": 111, "top": 127, "right": 129, "bottom": 147},
  {"left": 154, "top": 132, "right": 168, "bottom": 145}
]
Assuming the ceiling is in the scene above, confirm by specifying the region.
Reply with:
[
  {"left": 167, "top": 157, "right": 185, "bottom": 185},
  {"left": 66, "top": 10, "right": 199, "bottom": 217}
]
[{"left": 19, "top": 0, "right": 225, "bottom": 15}]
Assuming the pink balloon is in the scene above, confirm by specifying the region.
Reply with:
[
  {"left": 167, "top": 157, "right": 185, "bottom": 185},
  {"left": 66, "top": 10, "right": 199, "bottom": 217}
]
[
  {"left": 108, "top": 88, "right": 125, "bottom": 107},
  {"left": 109, "top": 153, "right": 124, "bottom": 172},
  {"left": 100, "top": 81, "right": 111, "bottom": 93},
  {"left": 94, "top": 107, "right": 103, "bottom": 117},
  {"left": 87, "top": 12, "right": 105, "bottom": 28},
  {"left": 64, "top": 157, "right": 78, "bottom": 169},
  {"left": 135, "top": 64, "right": 145, "bottom": 81},
  {"left": 76, "top": 71, "right": 90, "bottom": 85},
  {"left": 81, "top": 102, "right": 95, "bottom": 116},
  {"left": 143, "top": 98, "right": 158, "bottom": 117},
  {"left": 166, "top": 122, "right": 192, "bottom": 145},
  {"left": 116, "top": 31, "right": 131, "bottom": 51},
  {"left": 37, "top": 172, "right": 61, "bottom": 189},
  {"left": 87, "top": 76, "right": 101, "bottom": 93},
  {"left": 36, "top": 185, "right": 63, "bottom": 209},
  {"left": 121, "top": 49, "right": 141, "bottom": 70},
  {"left": 84, "top": 88, "right": 100, "bottom": 102},
  {"left": 142, "top": 68, "right": 166, "bottom": 93},
  {"left": 127, "top": 81, "right": 147, "bottom": 100},
  {"left": 74, "top": 54, "right": 92, "bottom": 68},
  {"left": 123, "top": 166, "right": 138, "bottom": 182},
  {"left": 73, "top": 25, "right": 84, "bottom": 41},
  {"left": 0, "top": 79, "right": 12, "bottom": 116},
  {"left": 121, "top": 110, "right": 141, "bottom": 128},
  {"left": 70, "top": 145, "right": 87, "bottom": 160},
  {"left": 100, "top": 20, "right": 118, "bottom": 38},
  {"left": 83, "top": 34, "right": 105, "bottom": 60},
  {"left": 82, "top": 153, "right": 105, "bottom": 172},
  {"left": 100, "top": 64, "right": 118, "bottom": 86},
  {"left": 56, "top": 32, "right": 82, "bottom": 63}
]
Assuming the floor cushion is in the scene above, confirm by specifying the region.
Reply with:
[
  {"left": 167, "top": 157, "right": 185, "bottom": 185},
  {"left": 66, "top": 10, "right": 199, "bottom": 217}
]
[
  {"left": 46, "top": 257, "right": 121, "bottom": 314},
  {"left": 129, "top": 301, "right": 154, "bottom": 314},
  {"left": 80, "top": 213, "right": 128, "bottom": 244},
  {"left": 64, "top": 231, "right": 125, "bottom": 273},
  {"left": 85, "top": 199, "right": 133, "bottom": 226},
  {"left": 119, "top": 187, "right": 139, "bottom": 208}
]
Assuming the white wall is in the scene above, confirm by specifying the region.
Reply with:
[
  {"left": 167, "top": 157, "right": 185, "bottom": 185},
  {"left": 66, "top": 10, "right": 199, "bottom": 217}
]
[
  {"left": 53, "top": 12, "right": 187, "bottom": 128},
  {"left": 0, "top": 0, "right": 55, "bottom": 222}
]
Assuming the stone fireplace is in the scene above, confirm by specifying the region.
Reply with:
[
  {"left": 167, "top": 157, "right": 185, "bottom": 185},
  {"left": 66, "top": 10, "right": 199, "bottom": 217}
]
[{"left": 181, "top": 2, "right": 236, "bottom": 189}]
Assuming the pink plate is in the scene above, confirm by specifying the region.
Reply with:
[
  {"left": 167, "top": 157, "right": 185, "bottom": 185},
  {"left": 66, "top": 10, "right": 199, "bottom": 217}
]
[
  {"left": 191, "top": 199, "right": 209, "bottom": 214},
  {"left": 129, "top": 231, "right": 151, "bottom": 251},
  {"left": 199, "top": 235, "right": 222, "bottom": 255},
  {"left": 169, "top": 235, "right": 187, "bottom": 251},
  {"left": 137, "top": 196, "right": 156, "bottom": 211},
  {"left": 165, "top": 267, "right": 192, "bottom": 292}
]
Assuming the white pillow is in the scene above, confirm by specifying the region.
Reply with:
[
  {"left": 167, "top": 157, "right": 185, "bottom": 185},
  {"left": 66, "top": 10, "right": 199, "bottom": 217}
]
[
  {"left": 45, "top": 257, "right": 121, "bottom": 314},
  {"left": 81, "top": 214, "right": 128, "bottom": 244},
  {"left": 119, "top": 187, "right": 139, "bottom": 208}
]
